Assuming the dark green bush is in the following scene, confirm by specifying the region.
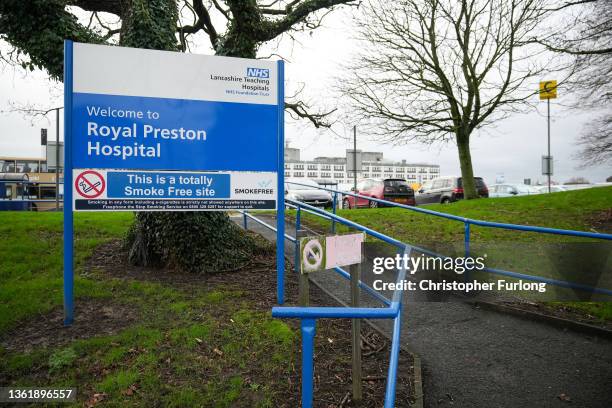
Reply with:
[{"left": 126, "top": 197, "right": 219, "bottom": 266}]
[{"left": 126, "top": 212, "right": 260, "bottom": 273}]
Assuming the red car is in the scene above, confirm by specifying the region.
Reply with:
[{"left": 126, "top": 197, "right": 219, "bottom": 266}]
[{"left": 343, "top": 178, "right": 415, "bottom": 209}]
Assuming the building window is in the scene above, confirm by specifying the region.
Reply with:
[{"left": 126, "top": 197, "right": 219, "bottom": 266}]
[
  {"left": 294, "top": 164, "right": 304, "bottom": 170},
  {"left": 372, "top": 173, "right": 381, "bottom": 178},
  {"left": 284, "top": 171, "right": 290, "bottom": 177},
  {"left": 284, "top": 164, "right": 290, "bottom": 169},
  {"left": 372, "top": 166, "right": 381, "bottom": 172},
  {"left": 334, "top": 165, "right": 344, "bottom": 171},
  {"left": 321, "top": 172, "right": 331, "bottom": 178},
  {"left": 293, "top": 172, "right": 304, "bottom": 177},
  {"left": 20, "top": 161, "right": 40, "bottom": 173},
  {"left": 334, "top": 173, "right": 344, "bottom": 178},
  {"left": 307, "top": 164, "right": 318, "bottom": 170},
  {"left": 307, "top": 171, "right": 317, "bottom": 178},
  {"left": 320, "top": 165, "right": 331, "bottom": 170},
  {"left": 408, "top": 167, "right": 416, "bottom": 173}
]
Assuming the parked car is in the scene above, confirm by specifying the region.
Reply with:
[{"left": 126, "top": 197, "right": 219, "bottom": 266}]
[
  {"left": 284, "top": 178, "right": 333, "bottom": 207},
  {"left": 415, "top": 176, "right": 488, "bottom": 205},
  {"left": 536, "top": 185, "right": 568, "bottom": 193},
  {"left": 489, "top": 183, "right": 540, "bottom": 197},
  {"left": 343, "top": 178, "right": 415, "bottom": 209}
]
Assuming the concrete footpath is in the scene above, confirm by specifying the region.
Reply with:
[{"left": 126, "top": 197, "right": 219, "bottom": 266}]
[{"left": 233, "top": 214, "right": 612, "bottom": 408}]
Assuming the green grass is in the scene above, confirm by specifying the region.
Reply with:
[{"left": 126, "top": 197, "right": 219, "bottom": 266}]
[
  {"left": 296, "top": 187, "right": 612, "bottom": 319},
  {"left": 551, "top": 301, "right": 612, "bottom": 321},
  {"left": 0, "top": 211, "right": 296, "bottom": 406},
  {"left": 303, "top": 187, "right": 612, "bottom": 244},
  {"left": 0, "top": 212, "right": 134, "bottom": 331}
]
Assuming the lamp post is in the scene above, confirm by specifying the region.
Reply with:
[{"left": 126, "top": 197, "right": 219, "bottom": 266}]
[
  {"left": 55, "top": 107, "right": 62, "bottom": 209},
  {"left": 40, "top": 107, "right": 63, "bottom": 210},
  {"left": 353, "top": 125, "right": 357, "bottom": 192}
]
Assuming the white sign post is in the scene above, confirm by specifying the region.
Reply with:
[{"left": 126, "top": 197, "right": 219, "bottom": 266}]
[{"left": 298, "top": 232, "right": 365, "bottom": 401}]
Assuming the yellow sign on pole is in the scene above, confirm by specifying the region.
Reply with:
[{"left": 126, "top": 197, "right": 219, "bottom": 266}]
[{"left": 539, "top": 80, "right": 557, "bottom": 100}]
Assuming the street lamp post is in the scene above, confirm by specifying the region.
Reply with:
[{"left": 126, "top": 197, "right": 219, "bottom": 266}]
[
  {"left": 41, "top": 107, "right": 63, "bottom": 210},
  {"left": 353, "top": 125, "right": 357, "bottom": 192}
]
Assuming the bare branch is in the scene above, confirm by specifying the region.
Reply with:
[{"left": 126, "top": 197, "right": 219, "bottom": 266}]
[
  {"left": 0, "top": 101, "right": 62, "bottom": 125},
  {"left": 257, "top": 0, "right": 357, "bottom": 42},
  {"left": 285, "top": 101, "right": 337, "bottom": 128},
  {"left": 574, "top": 113, "right": 612, "bottom": 167},
  {"left": 527, "top": 38, "right": 612, "bottom": 55},
  {"left": 68, "top": 0, "right": 123, "bottom": 16},
  {"left": 212, "top": 0, "right": 231, "bottom": 20},
  {"left": 181, "top": 0, "right": 219, "bottom": 50}
]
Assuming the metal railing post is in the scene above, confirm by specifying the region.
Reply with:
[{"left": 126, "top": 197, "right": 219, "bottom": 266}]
[
  {"left": 331, "top": 192, "right": 337, "bottom": 233},
  {"left": 243, "top": 210, "right": 248, "bottom": 229},
  {"left": 295, "top": 207, "right": 302, "bottom": 272},
  {"left": 464, "top": 221, "right": 471, "bottom": 281},
  {"left": 383, "top": 313, "right": 402, "bottom": 408},
  {"left": 301, "top": 318, "right": 316, "bottom": 408},
  {"left": 296, "top": 228, "right": 310, "bottom": 306},
  {"left": 350, "top": 243, "right": 363, "bottom": 401}
]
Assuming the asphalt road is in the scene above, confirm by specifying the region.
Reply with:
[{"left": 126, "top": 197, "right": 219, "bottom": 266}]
[{"left": 234, "top": 214, "right": 612, "bottom": 408}]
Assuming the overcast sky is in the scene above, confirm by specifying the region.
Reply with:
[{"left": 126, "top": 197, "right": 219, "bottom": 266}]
[{"left": 0, "top": 4, "right": 610, "bottom": 185}]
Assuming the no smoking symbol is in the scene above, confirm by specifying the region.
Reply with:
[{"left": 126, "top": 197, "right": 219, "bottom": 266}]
[
  {"left": 75, "top": 170, "right": 105, "bottom": 199},
  {"left": 302, "top": 238, "right": 324, "bottom": 273}
]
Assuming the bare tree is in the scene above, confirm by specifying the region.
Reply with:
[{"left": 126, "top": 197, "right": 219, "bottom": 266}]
[
  {"left": 536, "top": 0, "right": 612, "bottom": 167},
  {"left": 342, "top": 0, "right": 553, "bottom": 198}
]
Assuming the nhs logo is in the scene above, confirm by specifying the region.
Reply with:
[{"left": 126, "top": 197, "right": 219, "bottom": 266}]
[{"left": 246, "top": 67, "right": 270, "bottom": 78}]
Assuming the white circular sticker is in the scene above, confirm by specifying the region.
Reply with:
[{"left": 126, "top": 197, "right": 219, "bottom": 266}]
[{"left": 302, "top": 239, "right": 323, "bottom": 272}]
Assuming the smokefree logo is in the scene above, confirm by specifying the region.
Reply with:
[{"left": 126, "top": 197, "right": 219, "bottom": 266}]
[{"left": 246, "top": 67, "right": 270, "bottom": 78}]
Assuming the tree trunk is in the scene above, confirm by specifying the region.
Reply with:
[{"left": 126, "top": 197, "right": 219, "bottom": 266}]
[
  {"left": 456, "top": 132, "right": 478, "bottom": 199},
  {"left": 124, "top": 0, "right": 259, "bottom": 273}
]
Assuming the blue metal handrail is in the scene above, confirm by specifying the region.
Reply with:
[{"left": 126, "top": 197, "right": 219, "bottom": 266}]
[
  {"left": 285, "top": 181, "right": 612, "bottom": 295},
  {"left": 285, "top": 181, "right": 612, "bottom": 241}
]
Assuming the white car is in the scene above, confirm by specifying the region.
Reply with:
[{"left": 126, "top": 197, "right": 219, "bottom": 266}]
[
  {"left": 489, "top": 183, "right": 541, "bottom": 197},
  {"left": 536, "top": 185, "right": 568, "bottom": 193}
]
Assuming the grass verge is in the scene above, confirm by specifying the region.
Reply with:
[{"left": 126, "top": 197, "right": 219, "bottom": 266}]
[{"left": 0, "top": 211, "right": 295, "bottom": 406}]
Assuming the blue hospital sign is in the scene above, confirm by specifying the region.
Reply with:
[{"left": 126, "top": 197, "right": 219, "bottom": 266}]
[{"left": 67, "top": 42, "right": 282, "bottom": 211}]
